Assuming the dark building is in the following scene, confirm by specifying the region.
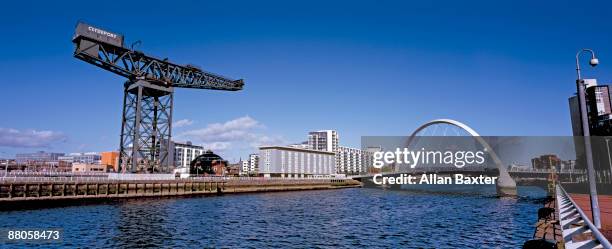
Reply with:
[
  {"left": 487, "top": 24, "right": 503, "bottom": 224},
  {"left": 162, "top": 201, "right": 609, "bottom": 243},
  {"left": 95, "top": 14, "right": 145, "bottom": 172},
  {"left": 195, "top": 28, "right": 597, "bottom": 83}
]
[
  {"left": 568, "top": 80, "right": 612, "bottom": 184},
  {"left": 189, "top": 150, "right": 228, "bottom": 176},
  {"left": 226, "top": 163, "right": 241, "bottom": 176},
  {"left": 531, "top": 155, "right": 561, "bottom": 170},
  {"left": 570, "top": 82, "right": 612, "bottom": 136}
]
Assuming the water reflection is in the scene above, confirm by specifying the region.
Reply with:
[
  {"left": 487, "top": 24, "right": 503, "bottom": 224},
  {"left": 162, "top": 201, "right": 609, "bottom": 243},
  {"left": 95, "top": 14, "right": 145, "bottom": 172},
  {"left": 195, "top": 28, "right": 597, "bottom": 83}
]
[{"left": 0, "top": 187, "right": 546, "bottom": 248}]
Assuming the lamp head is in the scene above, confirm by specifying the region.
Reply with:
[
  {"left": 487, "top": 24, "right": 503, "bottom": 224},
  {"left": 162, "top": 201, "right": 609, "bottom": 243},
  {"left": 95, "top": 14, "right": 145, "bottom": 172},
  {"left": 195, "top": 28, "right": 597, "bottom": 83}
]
[{"left": 590, "top": 57, "right": 599, "bottom": 67}]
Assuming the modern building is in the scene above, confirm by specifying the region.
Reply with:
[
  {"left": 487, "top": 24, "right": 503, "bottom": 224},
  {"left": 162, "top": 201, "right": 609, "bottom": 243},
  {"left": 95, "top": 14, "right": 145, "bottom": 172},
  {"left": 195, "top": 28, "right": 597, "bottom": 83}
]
[
  {"left": 308, "top": 130, "right": 338, "bottom": 153},
  {"left": 568, "top": 79, "right": 612, "bottom": 136},
  {"left": 258, "top": 146, "right": 335, "bottom": 178},
  {"left": 241, "top": 159, "right": 249, "bottom": 175},
  {"left": 57, "top": 156, "right": 74, "bottom": 164},
  {"left": 72, "top": 163, "right": 108, "bottom": 173},
  {"left": 16, "top": 151, "right": 65, "bottom": 171},
  {"left": 171, "top": 141, "right": 204, "bottom": 169},
  {"left": 101, "top": 151, "right": 120, "bottom": 172},
  {"left": 337, "top": 146, "right": 363, "bottom": 174},
  {"left": 239, "top": 154, "right": 259, "bottom": 176},
  {"left": 308, "top": 130, "right": 341, "bottom": 173},
  {"left": 248, "top": 154, "right": 259, "bottom": 175},
  {"left": 531, "top": 154, "right": 561, "bottom": 170},
  {"left": 68, "top": 152, "right": 102, "bottom": 164},
  {"left": 568, "top": 79, "right": 612, "bottom": 182},
  {"left": 288, "top": 141, "right": 309, "bottom": 150},
  {"left": 16, "top": 151, "right": 65, "bottom": 164},
  {"left": 57, "top": 152, "right": 103, "bottom": 172},
  {"left": 336, "top": 146, "right": 376, "bottom": 175},
  {"left": 561, "top": 160, "right": 576, "bottom": 171},
  {"left": 364, "top": 146, "right": 382, "bottom": 174}
]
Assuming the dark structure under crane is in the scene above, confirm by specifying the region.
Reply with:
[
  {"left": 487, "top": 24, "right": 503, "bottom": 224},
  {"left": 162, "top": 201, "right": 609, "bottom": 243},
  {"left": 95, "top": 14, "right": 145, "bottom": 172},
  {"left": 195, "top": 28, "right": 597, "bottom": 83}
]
[{"left": 72, "top": 22, "right": 244, "bottom": 173}]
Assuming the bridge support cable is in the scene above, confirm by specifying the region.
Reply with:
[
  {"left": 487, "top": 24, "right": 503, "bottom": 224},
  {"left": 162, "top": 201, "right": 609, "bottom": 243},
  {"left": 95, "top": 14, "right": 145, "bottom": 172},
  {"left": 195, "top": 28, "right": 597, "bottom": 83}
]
[{"left": 405, "top": 119, "right": 517, "bottom": 196}]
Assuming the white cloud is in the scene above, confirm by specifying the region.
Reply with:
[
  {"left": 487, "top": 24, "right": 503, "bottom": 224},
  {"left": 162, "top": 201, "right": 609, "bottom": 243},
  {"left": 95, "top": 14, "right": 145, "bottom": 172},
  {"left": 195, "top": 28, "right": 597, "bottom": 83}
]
[
  {"left": 180, "top": 116, "right": 261, "bottom": 142},
  {"left": 173, "top": 119, "right": 194, "bottom": 128},
  {"left": 201, "top": 142, "right": 231, "bottom": 151},
  {"left": 178, "top": 116, "right": 283, "bottom": 152},
  {"left": 248, "top": 134, "right": 285, "bottom": 148},
  {"left": 0, "top": 128, "right": 67, "bottom": 148}
]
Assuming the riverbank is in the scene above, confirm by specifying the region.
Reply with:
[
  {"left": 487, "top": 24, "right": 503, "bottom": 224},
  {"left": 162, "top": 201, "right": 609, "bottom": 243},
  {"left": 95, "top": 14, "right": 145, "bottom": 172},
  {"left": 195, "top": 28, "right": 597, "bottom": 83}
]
[{"left": 0, "top": 178, "right": 361, "bottom": 209}]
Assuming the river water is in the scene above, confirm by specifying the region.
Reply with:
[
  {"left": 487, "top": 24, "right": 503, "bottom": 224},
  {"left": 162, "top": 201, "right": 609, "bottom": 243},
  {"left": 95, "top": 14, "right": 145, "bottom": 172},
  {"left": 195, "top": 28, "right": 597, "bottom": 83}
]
[{"left": 0, "top": 187, "right": 547, "bottom": 248}]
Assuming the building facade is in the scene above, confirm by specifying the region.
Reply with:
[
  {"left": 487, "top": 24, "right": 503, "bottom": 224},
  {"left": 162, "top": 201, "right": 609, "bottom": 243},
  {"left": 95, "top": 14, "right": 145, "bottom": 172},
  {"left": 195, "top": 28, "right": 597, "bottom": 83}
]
[
  {"left": 337, "top": 146, "right": 363, "bottom": 174},
  {"left": 241, "top": 160, "right": 249, "bottom": 175},
  {"left": 363, "top": 146, "right": 382, "bottom": 174},
  {"left": 101, "top": 151, "right": 120, "bottom": 172},
  {"left": 336, "top": 146, "right": 376, "bottom": 175},
  {"left": 568, "top": 80, "right": 612, "bottom": 183},
  {"left": 308, "top": 130, "right": 338, "bottom": 153},
  {"left": 72, "top": 163, "right": 108, "bottom": 173},
  {"left": 258, "top": 146, "right": 335, "bottom": 177},
  {"left": 531, "top": 154, "right": 561, "bottom": 170},
  {"left": 240, "top": 154, "right": 259, "bottom": 176},
  {"left": 248, "top": 154, "right": 259, "bottom": 174},
  {"left": 68, "top": 153, "right": 102, "bottom": 164},
  {"left": 16, "top": 151, "right": 65, "bottom": 164},
  {"left": 171, "top": 141, "right": 204, "bottom": 169},
  {"left": 569, "top": 80, "right": 612, "bottom": 136}
]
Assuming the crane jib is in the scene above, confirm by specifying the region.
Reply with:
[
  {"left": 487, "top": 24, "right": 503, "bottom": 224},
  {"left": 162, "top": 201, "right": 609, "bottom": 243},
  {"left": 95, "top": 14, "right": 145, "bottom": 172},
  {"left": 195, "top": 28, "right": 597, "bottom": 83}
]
[{"left": 72, "top": 22, "right": 244, "bottom": 91}]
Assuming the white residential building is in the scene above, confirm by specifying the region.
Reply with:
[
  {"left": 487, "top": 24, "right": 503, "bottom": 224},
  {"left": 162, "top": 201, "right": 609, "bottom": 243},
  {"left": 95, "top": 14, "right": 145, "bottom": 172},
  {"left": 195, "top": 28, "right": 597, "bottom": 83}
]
[
  {"left": 240, "top": 154, "right": 260, "bottom": 175},
  {"left": 248, "top": 154, "right": 259, "bottom": 174},
  {"left": 364, "top": 146, "right": 382, "bottom": 173},
  {"left": 241, "top": 160, "right": 249, "bottom": 175},
  {"left": 172, "top": 141, "right": 204, "bottom": 168},
  {"left": 308, "top": 130, "right": 338, "bottom": 153},
  {"left": 259, "top": 146, "right": 335, "bottom": 178},
  {"left": 336, "top": 146, "right": 378, "bottom": 175}
]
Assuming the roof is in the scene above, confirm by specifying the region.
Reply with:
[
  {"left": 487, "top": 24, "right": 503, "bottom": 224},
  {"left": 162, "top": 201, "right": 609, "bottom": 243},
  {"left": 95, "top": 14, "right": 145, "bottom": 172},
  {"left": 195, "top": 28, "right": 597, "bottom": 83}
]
[{"left": 259, "top": 146, "right": 335, "bottom": 155}]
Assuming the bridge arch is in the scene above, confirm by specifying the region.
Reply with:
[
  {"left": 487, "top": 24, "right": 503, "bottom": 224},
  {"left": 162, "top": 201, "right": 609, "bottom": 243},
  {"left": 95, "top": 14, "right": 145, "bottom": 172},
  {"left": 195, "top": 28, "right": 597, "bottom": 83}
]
[{"left": 406, "top": 119, "right": 517, "bottom": 195}]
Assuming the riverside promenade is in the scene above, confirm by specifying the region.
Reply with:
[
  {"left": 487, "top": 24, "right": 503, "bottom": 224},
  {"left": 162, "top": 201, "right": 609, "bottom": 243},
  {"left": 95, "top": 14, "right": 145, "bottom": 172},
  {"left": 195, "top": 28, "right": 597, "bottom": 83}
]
[
  {"left": 570, "top": 194, "right": 612, "bottom": 241},
  {"left": 0, "top": 174, "right": 361, "bottom": 208}
]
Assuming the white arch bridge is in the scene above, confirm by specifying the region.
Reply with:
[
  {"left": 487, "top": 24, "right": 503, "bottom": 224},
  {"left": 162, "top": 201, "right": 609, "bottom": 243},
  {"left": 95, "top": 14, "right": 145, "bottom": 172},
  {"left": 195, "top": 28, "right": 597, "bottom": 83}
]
[{"left": 351, "top": 119, "right": 584, "bottom": 196}]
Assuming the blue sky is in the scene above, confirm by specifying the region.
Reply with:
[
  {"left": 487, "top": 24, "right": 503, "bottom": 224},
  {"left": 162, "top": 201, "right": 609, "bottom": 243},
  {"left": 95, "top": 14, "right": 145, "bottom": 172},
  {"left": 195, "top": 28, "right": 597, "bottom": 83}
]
[{"left": 1, "top": 0, "right": 612, "bottom": 161}]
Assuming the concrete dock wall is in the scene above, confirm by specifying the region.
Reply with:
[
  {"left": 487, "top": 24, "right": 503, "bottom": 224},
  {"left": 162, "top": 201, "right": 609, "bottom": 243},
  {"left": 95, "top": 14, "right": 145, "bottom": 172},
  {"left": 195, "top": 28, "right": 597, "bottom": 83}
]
[{"left": 0, "top": 178, "right": 361, "bottom": 204}]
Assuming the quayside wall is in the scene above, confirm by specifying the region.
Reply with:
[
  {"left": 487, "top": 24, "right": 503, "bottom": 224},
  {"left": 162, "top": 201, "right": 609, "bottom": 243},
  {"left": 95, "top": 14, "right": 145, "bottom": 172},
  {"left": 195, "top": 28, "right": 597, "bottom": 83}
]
[{"left": 0, "top": 177, "right": 361, "bottom": 205}]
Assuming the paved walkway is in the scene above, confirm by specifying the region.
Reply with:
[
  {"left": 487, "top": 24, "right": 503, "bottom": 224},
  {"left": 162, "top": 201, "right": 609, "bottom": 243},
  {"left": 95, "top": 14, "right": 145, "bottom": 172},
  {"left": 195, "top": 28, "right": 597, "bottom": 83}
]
[{"left": 569, "top": 193, "right": 612, "bottom": 241}]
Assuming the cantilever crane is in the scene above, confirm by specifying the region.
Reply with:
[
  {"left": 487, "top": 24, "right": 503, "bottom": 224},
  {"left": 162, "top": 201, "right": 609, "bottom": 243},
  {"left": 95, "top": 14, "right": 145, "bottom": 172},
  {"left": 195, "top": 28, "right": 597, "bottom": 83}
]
[{"left": 72, "top": 22, "right": 244, "bottom": 173}]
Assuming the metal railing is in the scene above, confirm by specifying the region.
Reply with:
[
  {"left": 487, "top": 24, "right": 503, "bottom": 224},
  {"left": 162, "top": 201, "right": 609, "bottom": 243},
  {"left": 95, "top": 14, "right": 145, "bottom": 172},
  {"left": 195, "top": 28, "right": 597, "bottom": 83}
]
[
  {"left": 509, "top": 168, "right": 586, "bottom": 174},
  {"left": 0, "top": 176, "right": 109, "bottom": 183},
  {"left": 4, "top": 171, "right": 109, "bottom": 177},
  {"left": 0, "top": 175, "right": 348, "bottom": 184},
  {"left": 557, "top": 184, "right": 612, "bottom": 249}
]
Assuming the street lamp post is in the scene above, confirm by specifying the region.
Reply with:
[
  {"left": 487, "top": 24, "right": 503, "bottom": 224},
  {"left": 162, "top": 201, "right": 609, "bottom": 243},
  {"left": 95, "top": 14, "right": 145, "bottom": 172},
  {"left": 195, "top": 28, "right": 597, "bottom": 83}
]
[
  {"left": 606, "top": 138, "right": 612, "bottom": 183},
  {"left": 575, "top": 48, "right": 602, "bottom": 228}
]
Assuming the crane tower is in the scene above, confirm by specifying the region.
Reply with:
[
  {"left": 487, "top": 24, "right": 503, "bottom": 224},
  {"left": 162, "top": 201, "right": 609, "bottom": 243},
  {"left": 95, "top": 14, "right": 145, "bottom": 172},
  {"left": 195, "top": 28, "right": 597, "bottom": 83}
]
[{"left": 72, "top": 22, "right": 244, "bottom": 173}]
